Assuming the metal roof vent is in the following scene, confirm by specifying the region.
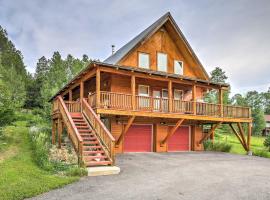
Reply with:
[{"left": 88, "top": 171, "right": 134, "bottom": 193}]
[{"left": 111, "top": 45, "right": 115, "bottom": 55}]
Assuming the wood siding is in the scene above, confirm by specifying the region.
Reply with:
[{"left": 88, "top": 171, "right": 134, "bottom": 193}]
[{"left": 118, "top": 25, "right": 205, "bottom": 79}]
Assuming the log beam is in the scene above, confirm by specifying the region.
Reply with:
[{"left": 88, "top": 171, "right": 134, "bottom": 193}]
[
  {"left": 80, "top": 81, "right": 84, "bottom": 101},
  {"left": 247, "top": 122, "right": 252, "bottom": 151},
  {"left": 69, "top": 90, "right": 72, "bottom": 101},
  {"left": 116, "top": 116, "right": 135, "bottom": 146},
  {"left": 96, "top": 68, "right": 100, "bottom": 108},
  {"left": 229, "top": 123, "right": 247, "bottom": 151},
  {"left": 131, "top": 75, "right": 136, "bottom": 110},
  {"left": 192, "top": 85, "right": 197, "bottom": 114},
  {"left": 161, "top": 119, "right": 184, "bottom": 146},
  {"left": 168, "top": 80, "right": 172, "bottom": 112},
  {"left": 57, "top": 119, "right": 63, "bottom": 148},
  {"left": 219, "top": 88, "right": 224, "bottom": 117},
  {"left": 199, "top": 122, "right": 222, "bottom": 144},
  {"left": 237, "top": 122, "right": 248, "bottom": 150},
  {"left": 52, "top": 120, "right": 56, "bottom": 145}
]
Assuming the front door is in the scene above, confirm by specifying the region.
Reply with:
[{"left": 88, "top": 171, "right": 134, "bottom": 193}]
[{"left": 153, "top": 90, "right": 161, "bottom": 111}]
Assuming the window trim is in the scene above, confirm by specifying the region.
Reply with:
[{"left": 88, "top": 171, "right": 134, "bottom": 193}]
[
  {"left": 138, "top": 85, "right": 150, "bottom": 97},
  {"left": 174, "top": 89, "right": 184, "bottom": 100},
  {"left": 174, "top": 60, "right": 184, "bottom": 75},
  {"left": 138, "top": 52, "right": 150, "bottom": 69},
  {"left": 157, "top": 52, "right": 168, "bottom": 72}
]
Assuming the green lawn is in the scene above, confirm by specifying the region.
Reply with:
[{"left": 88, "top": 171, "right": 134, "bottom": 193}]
[
  {"left": 0, "top": 120, "right": 79, "bottom": 200},
  {"left": 215, "top": 130, "right": 270, "bottom": 157}
]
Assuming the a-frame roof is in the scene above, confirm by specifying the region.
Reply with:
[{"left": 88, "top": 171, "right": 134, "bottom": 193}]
[{"left": 104, "top": 12, "right": 210, "bottom": 80}]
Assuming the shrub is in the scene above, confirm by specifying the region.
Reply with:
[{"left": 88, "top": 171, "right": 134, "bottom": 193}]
[
  {"left": 263, "top": 135, "right": 270, "bottom": 152},
  {"left": 29, "top": 125, "right": 87, "bottom": 177},
  {"left": 203, "top": 140, "right": 232, "bottom": 152},
  {"left": 253, "top": 149, "right": 270, "bottom": 158},
  {"left": 65, "top": 167, "right": 88, "bottom": 177}
]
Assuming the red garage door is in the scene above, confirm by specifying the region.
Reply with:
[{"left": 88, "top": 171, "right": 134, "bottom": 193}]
[
  {"left": 168, "top": 126, "right": 190, "bottom": 151},
  {"left": 124, "top": 125, "right": 152, "bottom": 152}
]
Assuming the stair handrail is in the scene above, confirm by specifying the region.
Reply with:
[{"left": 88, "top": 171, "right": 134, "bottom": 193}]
[
  {"left": 82, "top": 98, "right": 115, "bottom": 164},
  {"left": 57, "top": 96, "right": 83, "bottom": 164}
]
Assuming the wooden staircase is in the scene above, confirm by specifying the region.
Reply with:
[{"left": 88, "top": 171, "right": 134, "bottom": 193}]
[
  {"left": 71, "top": 113, "right": 112, "bottom": 167},
  {"left": 54, "top": 96, "right": 115, "bottom": 167}
]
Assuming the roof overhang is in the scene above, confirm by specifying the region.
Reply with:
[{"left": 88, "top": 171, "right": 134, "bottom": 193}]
[{"left": 49, "top": 61, "right": 229, "bottom": 102}]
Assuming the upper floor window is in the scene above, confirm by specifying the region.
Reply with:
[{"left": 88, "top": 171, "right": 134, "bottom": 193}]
[
  {"left": 174, "top": 89, "right": 183, "bottom": 100},
  {"left": 138, "top": 85, "right": 150, "bottom": 96},
  {"left": 138, "top": 52, "right": 150, "bottom": 69},
  {"left": 174, "top": 60, "right": 184, "bottom": 75},
  {"left": 157, "top": 53, "right": 167, "bottom": 72}
]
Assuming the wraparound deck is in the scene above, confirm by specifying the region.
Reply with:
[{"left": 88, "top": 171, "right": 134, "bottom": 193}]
[{"left": 86, "top": 91, "right": 252, "bottom": 123}]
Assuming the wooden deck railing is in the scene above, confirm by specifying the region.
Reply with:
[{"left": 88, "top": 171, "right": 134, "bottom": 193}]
[
  {"left": 65, "top": 101, "right": 81, "bottom": 112},
  {"left": 101, "top": 91, "right": 132, "bottom": 110},
  {"left": 57, "top": 96, "right": 83, "bottom": 164},
  {"left": 82, "top": 98, "right": 115, "bottom": 164},
  {"left": 88, "top": 91, "right": 251, "bottom": 119},
  {"left": 223, "top": 105, "right": 251, "bottom": 118},
  {"left": 196, "top": 102, "right": 221, "bottom": 117},
  {"left": 172, "top": 99, "right": 193, "bottom": 113}
]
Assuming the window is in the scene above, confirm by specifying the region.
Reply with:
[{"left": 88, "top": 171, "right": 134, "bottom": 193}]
[
  {"left": 174, "top": 89, "right": 183, "bottom": 100},
  {"left": 174, "top": 60, "right": 184, "bottom": 75},
  {"left": 138, "top": 85, "right": 150, "bottom": 96},
  {"left": 138, "top": 85, "right": 150, "bottom": 108},
  {"left": 138, "top": 53, "right": 150, "bottom": 69},
  {"left": 157, "top": 53, "right": 167, "bottom": 72},
  {"left": 162, "top": 89, "right": 168, "bottom": 98}
]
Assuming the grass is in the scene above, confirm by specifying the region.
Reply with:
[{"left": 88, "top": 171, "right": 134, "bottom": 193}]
[
  {"left": 215, "top": 128, "right": 270, "bottom": 157},
  {"left": 0, "top": 118, "right": 80, "bottom": 200}
]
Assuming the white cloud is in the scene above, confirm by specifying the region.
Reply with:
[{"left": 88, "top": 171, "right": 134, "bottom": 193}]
[{"left": 0, "top": 0, "right": 269, "bottom": 94}]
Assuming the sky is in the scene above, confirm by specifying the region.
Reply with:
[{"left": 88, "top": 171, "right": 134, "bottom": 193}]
[{"left": 0, "top": 0, "right": 270, "bottom": 95}]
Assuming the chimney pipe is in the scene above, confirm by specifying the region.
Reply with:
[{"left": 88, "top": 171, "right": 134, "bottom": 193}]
[{"left": 111, "top": 45, "right": 115, "bottom": 55}]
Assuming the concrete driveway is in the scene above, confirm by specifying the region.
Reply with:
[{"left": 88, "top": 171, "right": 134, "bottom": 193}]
[{"left": 31, "top": 152, "right": 270, "bottom": 200}]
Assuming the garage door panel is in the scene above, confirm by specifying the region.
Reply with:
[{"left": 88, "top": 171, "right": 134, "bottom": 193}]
[
  {"left": 124, "top": 125, "right": 152, "bottom": 152},
  {"left": 168, "top": 126, "right": 190, "bottom": 151}
]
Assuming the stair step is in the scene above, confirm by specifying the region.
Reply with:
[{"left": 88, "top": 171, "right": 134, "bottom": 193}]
[
  {"left": 83, "top": 139, "right": 97, "bottom": 142},
  {"left": 85, "top": 161, "right": 112, "bottom": 167},
  {"left": 83, "top": 141, "right": 99, "bottom": 145},
  {"left": 83, "top": 150, "right": 105, "bottom": 155},
  {"left": 76, "top": 126, "right": 89, "bottom": 129},
  {"left": 75, "top": 123, "right": 87, "bottom": 126},
  {"left": 84, "top": 155, "right": 107, "bottom": 160},
  {"left": 80, "top": 134, "right": 95, "bottom": 138},
  {"left": 83, "top": 145, "right": 102, "bottom": 149},
  {"left": 79, "top": 130, "right": 92, "bottom": 133},
  {"left": 73, "top": 119, "right": 84, "bottom": 122}
]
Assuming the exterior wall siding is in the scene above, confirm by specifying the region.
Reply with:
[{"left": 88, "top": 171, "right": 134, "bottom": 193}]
[{"left": 118, "top": 27, "right": 203, "bottom": 79}]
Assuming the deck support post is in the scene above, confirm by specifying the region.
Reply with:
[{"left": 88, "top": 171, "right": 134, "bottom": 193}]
[
  {"left": 168, "top": 80, "right": 172, "bottom": 112},
  {"left": 237, "top": 122, "right": 248, "bottom": 150},
  {"left": 116, "top": 116, "right": 135, "bottom": 146},
  {"left": 229, "top": 123, "right": 248, "bottom": 151},
  {"left": 219, "top": 88, "right": 224, "bottom": 117},
  {"left": 199, "top": 122, "right": 222, "bottom": 144},
  {"left": 192, "top": 85, "right": 197, "bottom": 114},
  {"left": 52, "top": 120, "right": 56, "bottom": 145},
  {"left": 96, "top": 68, "right": 101, "bottom": 108},
  {"left": 161, "top": 119, "right": 185, "bottom": 146},
  {"left": 247, "top": 122, "right": 252, "bottom": 152},
  {"left": 69, "top": 90, "right": 72, "bottom": 101},
  {"left": 131, "top": 75, "right": 136, "bottom": 110},
  {"left": 57, "top": 118, "right": 63, "bottom": 148},
  {"left": 80, "top": 81, "right": 84, "bottom": 103}
]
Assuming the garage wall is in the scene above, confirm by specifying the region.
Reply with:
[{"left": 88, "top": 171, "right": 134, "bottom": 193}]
[
  {"left": 191, "top": 125, "right": 204, "bottom": 151},
  {"left": 155, "top": 124, "right": 168, "bottom": 152},
  {"left": 111, "top": 119, "right": 123, "bottom": 153}
]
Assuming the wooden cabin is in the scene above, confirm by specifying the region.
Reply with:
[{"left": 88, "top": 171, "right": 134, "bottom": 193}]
[{"left": 50, "top": 12, "right": 252, "bottom": 167}]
